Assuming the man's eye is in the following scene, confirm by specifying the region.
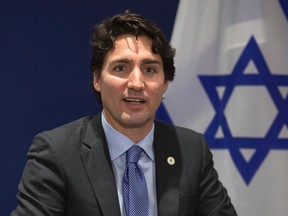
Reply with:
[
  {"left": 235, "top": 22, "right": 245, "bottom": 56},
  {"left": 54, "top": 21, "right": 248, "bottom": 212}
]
[
  {"left": 115, "top": 65, "right": 125, "bottom": 72},
  {"left": 144, "top": 67, "right": 156, "bottom": 74}
]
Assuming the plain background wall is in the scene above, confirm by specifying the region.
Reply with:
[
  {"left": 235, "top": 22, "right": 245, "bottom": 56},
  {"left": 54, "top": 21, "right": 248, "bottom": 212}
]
[{"left": 0, "top": 0, "right": 179, "bottom": 214}]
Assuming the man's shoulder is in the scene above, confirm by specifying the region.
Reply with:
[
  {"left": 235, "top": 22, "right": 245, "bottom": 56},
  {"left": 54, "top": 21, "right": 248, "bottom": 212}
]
[
  {"left": 154, "top": 120, "right": 207, "bottom": 157},
  {"left": 34, "top": 115, "right": 99, "bottom": 145},
  {"left": 46, "top": 115, "right": 94, "bottom": 133},
  {"left": 154, "top": 119, "right": 201, "bottom": 137}
]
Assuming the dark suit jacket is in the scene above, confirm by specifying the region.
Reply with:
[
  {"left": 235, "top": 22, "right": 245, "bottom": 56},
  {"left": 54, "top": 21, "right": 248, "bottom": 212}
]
[{"left": 11, "top": 114, "right": 237, "bottom": 216}]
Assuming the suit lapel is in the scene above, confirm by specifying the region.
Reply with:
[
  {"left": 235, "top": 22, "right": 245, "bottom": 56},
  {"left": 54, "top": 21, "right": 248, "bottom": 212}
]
[
  {"left": 81, "top": 114, "right": 121, "bottom": 216},
  {"left": 154, "top": 121, "right": 181, "bottom": 216},
  {"left": 80, "top": 115, "right": 181, "bottom": 216}
]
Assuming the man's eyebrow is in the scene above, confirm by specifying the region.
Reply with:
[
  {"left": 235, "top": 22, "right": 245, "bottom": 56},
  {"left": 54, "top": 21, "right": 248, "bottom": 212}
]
[
  {"left": 142, "top": 59, "right": 162, "bottom": 65},
  {"left": 109, "top": 58, "right": 132, "bottom": 65},
  {"left": 108, "top": 58, "right": 162, "bottom": 66}
]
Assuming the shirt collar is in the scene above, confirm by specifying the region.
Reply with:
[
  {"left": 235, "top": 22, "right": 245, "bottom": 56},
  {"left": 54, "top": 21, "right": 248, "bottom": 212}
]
[{"left": 101, "top": 112, "right": 155, "bottom": 161}]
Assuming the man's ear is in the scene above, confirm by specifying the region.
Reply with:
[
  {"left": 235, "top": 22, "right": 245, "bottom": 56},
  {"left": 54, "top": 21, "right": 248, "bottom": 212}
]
[
  {"left": 163, "top": 81, "right": 169, "bottom": 93},
  {"left": 93, "top": 72, "right": 101, "bottom": 92}
]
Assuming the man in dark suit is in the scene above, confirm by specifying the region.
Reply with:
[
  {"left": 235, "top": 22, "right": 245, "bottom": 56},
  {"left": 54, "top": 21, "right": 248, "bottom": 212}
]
[{"left": 11, "top": 12, "right": 237, "bottom": 216}]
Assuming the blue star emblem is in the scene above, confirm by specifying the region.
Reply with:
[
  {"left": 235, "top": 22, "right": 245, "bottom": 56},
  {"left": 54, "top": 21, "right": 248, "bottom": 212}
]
[{"left": 199, "top": 36, "right": 288, "bottom": 185}]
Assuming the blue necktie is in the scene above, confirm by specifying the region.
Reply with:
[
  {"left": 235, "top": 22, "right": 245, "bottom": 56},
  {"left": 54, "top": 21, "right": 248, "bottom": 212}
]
[{"left": 123, "top": 145, "right": 149, "bottom": 216}]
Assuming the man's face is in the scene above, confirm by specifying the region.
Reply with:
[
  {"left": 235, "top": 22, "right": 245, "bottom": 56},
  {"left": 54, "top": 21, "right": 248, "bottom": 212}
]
[{"left": 93, "top": 34, "right": 168, "bottom": 138}]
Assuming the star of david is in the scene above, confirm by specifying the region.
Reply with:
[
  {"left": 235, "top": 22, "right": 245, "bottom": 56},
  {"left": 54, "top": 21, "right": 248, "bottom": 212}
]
[{"left": 198, "top": 36, "right": 288, "bottom": 185}]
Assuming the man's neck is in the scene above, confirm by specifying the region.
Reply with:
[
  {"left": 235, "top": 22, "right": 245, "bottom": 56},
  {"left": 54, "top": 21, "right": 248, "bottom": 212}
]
[{"left": 102, "top": 111, "right": 154, "bottom": 143}]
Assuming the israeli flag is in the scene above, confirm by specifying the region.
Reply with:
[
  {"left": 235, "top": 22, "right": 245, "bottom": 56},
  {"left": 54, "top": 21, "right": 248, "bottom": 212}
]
[{"left": 163, "top": 0, "right": 288, "bottom": 215}]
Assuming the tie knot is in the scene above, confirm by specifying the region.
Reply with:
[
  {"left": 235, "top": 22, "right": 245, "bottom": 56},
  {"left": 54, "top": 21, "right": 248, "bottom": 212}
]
[{"left": 126, "top": 145, "right": 143, "bottom": 164}]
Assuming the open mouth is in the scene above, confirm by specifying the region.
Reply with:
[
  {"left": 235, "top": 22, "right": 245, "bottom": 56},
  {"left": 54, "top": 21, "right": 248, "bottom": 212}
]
[{"left": 123, "top": 98, "right": 145, "bottom": 104}]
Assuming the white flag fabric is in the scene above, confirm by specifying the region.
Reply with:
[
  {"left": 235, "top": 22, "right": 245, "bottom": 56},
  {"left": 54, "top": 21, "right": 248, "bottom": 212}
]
[{"left": 164, "top": 0, "right": 288, "bottom": 215}]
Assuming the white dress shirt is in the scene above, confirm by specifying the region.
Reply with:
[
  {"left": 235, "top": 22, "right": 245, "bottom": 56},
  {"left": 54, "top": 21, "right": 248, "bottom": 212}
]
[{"left": 101, "top": 112, "right": 158, "bottom": 216}]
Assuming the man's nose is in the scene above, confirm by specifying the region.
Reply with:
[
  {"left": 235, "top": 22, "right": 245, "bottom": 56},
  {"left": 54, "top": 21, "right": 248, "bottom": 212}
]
[{"left": 127, "top": 68, "right": 144, "bottom": 91}]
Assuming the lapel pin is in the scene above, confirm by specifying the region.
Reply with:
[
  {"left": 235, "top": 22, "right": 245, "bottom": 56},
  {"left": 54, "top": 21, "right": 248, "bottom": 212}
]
[{"left": 167, "top": 156, "right": 175, "bottom": 165}]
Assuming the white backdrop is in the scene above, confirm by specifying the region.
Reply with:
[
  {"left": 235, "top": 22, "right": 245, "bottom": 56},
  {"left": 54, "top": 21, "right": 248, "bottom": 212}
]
[{"left": 164, "top": 0, "right": 288, "bottom": 215}]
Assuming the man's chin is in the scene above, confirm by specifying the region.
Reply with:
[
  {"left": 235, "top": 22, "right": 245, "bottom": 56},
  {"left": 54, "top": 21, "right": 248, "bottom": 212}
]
[{"left": 121, "top": 114, "right": 152, "bottom": 129}]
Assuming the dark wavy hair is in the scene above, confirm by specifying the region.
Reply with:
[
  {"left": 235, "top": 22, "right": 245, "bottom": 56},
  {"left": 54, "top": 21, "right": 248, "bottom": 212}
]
[{"left": 90, "top": 12, "right": 176, "bottom": 103}]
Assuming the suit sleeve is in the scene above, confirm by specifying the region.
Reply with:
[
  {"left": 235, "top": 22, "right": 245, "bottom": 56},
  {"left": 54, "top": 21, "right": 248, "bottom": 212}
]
[
  {"left": 11, "top": 133, "right": 65, "bottom": 216},
  {"left": 197, "top": 135, "right": 237, "bottom": 216}
]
